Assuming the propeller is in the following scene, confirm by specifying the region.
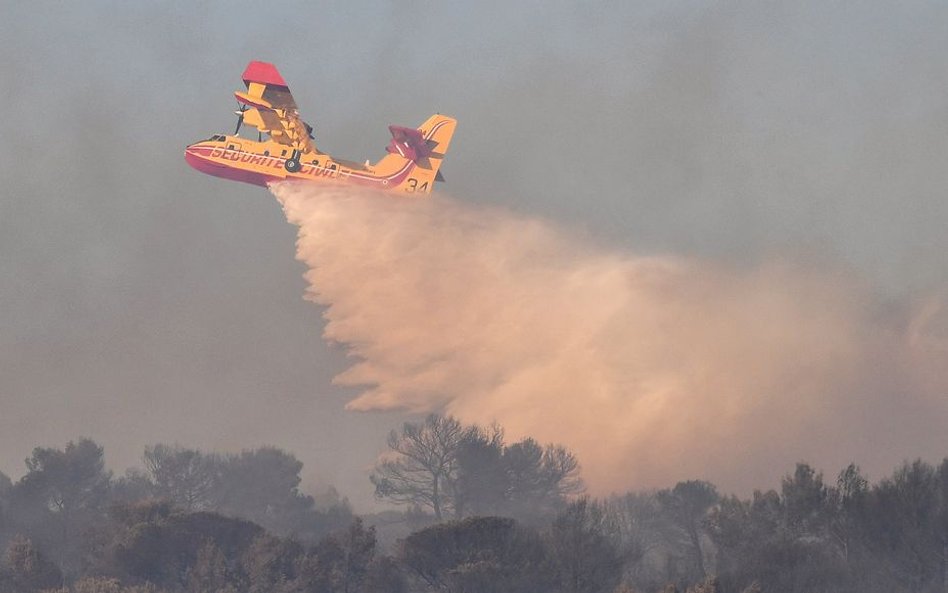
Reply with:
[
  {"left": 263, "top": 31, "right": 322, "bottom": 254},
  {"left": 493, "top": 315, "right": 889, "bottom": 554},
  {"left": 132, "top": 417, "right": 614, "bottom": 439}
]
[{"left": 234, "top": 102, "right": 247, "bottom": 136}]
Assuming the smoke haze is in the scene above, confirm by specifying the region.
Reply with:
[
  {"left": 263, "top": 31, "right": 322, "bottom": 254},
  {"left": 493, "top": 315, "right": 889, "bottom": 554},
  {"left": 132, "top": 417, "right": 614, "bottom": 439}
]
[
  {"left": 276, "top": 183, "right": 947, "bottom": 494},
  {"left": 2, "top": 1, "right": 947, "bottom": 507}
]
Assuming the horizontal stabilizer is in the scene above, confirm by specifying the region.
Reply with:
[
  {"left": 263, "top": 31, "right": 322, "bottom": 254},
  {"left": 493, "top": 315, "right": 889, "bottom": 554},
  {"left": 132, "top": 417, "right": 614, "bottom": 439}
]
[{"left": 386, "top": 125, "right": 431, "bottom": 162}]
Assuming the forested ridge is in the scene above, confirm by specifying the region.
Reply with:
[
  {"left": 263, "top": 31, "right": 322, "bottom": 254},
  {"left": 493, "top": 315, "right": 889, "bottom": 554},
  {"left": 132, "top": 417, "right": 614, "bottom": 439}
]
[{"left": 1, "top": 415, "right": 946, "bottom": 593}]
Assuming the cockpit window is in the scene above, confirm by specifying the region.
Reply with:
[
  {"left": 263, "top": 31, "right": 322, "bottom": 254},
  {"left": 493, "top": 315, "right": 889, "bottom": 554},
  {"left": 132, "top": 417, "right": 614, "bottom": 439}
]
[{"left": 204, "top": 134, "right": 227, "bottom": 142}]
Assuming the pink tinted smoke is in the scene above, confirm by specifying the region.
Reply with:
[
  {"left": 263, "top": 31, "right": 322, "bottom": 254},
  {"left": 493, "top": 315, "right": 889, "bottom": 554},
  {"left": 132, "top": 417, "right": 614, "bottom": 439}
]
[{"left": 274, "top": 183, "right": 948, "bottom": 493}]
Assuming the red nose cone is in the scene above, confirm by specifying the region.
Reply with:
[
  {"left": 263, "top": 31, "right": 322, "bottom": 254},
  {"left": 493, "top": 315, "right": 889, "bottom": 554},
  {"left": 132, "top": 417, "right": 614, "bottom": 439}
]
[
  {"left": 183, "top": 142, "right": 281, "bottom": 188},
  {"left": 184, "top": 144, "right": 206, "bottom": 172}
]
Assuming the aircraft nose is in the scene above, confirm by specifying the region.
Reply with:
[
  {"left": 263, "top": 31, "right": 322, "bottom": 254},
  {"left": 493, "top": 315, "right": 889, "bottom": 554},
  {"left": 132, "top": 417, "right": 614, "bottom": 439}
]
[
  {"left": 184, "top": 143, "right": 206, "bottom": 171},
  {"left": 184, "top": 142, "right": 208, "bottom": 160}
]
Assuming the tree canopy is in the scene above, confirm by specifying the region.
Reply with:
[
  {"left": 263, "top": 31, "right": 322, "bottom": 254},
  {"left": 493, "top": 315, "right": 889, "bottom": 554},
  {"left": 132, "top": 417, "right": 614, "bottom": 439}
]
[
  {"left": 370, "top": 414, "right": 583, "bottom": 523},
  {"left": 0, "top": 429, "right": 945, "bottom": 593}
]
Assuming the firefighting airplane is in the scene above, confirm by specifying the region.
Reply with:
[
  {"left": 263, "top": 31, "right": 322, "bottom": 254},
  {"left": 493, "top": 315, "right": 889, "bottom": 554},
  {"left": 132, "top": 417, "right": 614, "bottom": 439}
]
[{"left": 185, "top": 61, "right": 456, "bottom": 194}]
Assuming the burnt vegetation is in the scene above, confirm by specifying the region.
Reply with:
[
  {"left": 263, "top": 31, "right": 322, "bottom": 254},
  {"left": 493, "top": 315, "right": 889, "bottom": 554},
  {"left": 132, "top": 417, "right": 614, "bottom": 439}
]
[{"left": 0, "top": 417, "right": 946, "bottom": 593}]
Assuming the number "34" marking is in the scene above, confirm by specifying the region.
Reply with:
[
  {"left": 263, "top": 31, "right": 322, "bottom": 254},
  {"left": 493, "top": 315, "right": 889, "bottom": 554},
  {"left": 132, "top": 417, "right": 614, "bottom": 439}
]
[{"left": 405, "top": 178, "right": 429, "bottom": 193}]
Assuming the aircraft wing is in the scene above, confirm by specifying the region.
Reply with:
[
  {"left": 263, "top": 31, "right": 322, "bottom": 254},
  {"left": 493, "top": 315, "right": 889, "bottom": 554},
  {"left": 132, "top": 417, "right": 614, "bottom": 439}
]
[{"left": 234, "top": 61, "right": 316, "bottom": 154}]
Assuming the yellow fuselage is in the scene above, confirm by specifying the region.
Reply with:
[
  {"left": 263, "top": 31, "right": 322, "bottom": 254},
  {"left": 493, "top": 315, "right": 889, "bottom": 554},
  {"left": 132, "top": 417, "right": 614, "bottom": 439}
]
[{"left": 185, "top": 135, "right": 418, "bottom": 191}]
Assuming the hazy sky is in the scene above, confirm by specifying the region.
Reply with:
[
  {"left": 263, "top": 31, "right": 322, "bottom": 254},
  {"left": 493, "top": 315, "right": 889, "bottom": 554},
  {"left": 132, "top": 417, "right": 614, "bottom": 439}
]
[{"left": 1, "top": 1, "right": 946, "bottom": 508}]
